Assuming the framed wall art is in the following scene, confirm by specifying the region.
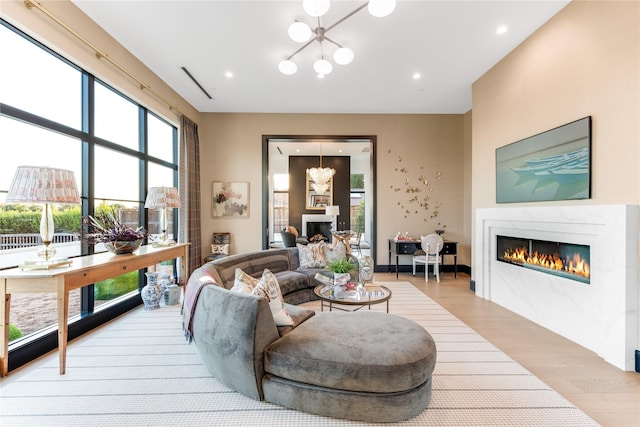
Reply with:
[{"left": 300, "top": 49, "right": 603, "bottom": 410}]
[
  {"left": 496, "top": 116, "right": 591, "bottom": 203},
  {"left": 212, "top": 181, "right": 249, "bottom": 218}
]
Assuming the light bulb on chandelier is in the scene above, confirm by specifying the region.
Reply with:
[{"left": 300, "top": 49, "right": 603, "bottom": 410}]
[
  {"left": 279, "top": 0, "right": 395, "bottom": 76},
  {"left": 303, "top": 0, "right": 330, "bottom": 17},
  {"left": 313, "top": 58, "right": 333, "bottom": 75}
]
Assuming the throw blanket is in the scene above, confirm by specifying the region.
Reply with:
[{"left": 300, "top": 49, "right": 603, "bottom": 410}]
[{"left": 181, "top": 272, "right": 218, "bottom": 342}]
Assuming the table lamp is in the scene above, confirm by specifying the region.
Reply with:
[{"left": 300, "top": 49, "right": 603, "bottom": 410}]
[
  {"left": 325, "top": 205, "right": 340, "bottom": 231},
  {"left": 144, "top": 186, "right": 181, "bottom": 246},
  {"left": 6, "top": 166, "right": 81, "bottom": 262}
]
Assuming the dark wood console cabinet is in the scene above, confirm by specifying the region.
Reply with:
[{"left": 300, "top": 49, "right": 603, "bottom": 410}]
[{"left": 388, "top": 239, "right": 457, "bottom": 278}]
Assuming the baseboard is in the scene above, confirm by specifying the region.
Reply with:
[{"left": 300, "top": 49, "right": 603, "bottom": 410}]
[{"left": 375, "top": 264, "right": 471, "bottom": 275}]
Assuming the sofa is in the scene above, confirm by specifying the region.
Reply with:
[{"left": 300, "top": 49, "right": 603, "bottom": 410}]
[
  {"left": 184, "top": 246, "right": 437, "bottom": 422},
  {"left": 195, "top": 246, "right": 358, "bottom": 305}
]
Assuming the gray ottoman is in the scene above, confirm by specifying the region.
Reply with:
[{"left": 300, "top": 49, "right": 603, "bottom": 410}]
[{"left": 263, "top": 311, "right": 437, "bottom": 422}]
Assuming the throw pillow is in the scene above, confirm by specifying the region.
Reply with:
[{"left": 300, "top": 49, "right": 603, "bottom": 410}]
[
  {"left": 231, "top": 268, "right": 258, "bottom": 294},
  {"left": 251, "top": 268, "right": 294, "bottom": 326},
  {"left": 323, "top": 241, "right": 347, "bottom": 263},
  {"left": 297, "top": 242, "right": 327, "bottom": 268},
  {"left": 211, "top": 243, "right": 229, "bottom": 255}
]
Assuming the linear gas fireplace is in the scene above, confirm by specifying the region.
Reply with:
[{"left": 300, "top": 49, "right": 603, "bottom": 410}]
[{"left": 497, "top": 235, "right": 590, "bottom": 284}]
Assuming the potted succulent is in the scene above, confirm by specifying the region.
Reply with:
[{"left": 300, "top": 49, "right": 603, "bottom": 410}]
[{"left": 83, "top": 212, "right": 146, "bottom": 254}]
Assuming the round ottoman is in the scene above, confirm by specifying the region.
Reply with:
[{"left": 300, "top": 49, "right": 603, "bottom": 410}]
[{"left": 263, "top": 311, "right": 437, "bottom": 422}]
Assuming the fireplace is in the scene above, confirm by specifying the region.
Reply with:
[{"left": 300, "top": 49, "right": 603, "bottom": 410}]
[
  {"left": 474, "top": 205, "right": 638, "bottom": 371},
  {"left": 302, "top": 214, "right": 337, "bottom": 243},
  {"left": 497, "top": 235, "right": 590, "bottom": 284},
  {"left": 307, "top": 222, "right": 332, "bottom": 242}
]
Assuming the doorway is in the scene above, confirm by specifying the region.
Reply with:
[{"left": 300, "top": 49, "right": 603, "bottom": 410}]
[{"left": 262, "top": 135, "right": 376, "bottom": 264}]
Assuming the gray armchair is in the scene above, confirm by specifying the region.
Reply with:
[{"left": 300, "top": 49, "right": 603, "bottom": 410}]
[{"left": 280, "top": 231, "right": 297, "bottom": 247}]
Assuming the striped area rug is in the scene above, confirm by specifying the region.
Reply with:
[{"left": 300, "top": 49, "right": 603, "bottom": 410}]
[{"left": 0, "top": 282, "right": 599, "bottom": 426}]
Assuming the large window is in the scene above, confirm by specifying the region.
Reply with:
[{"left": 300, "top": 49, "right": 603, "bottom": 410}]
[{"left": 0, "top": 21, "right": 178, "bottom": 354}]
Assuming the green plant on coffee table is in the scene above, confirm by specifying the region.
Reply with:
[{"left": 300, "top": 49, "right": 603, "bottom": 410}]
[{"left": 327, "top": 258, "right": 356, "bottom": 274}]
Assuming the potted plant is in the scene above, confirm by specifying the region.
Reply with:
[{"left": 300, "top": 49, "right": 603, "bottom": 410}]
[
  {"left": 326, "top": 258, "right": 356, "bottom": 286},
  {"left": 83, "top": 212, "right": 146, "bottom": 254}
]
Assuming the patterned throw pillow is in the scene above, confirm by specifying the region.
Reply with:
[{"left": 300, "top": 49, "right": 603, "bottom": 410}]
[
  {"left": 251, "top": 269, "right": 293, "bottom": 326},
  {"left": 323, "top": 241, "right": 347, "bottom": 263},
  {"left": 211, "top": 243, "right": 229, "bottom": 255},
  {"left": 297, "top": 242, "right": 327, "bottom": 268},
  {"left": 230, "top": 268, "right": 259, "bottom": 294}
]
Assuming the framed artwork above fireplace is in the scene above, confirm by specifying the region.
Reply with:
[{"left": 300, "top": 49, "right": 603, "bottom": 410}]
[{"left": 496, "top": 116, "right": 591, "bottom": 203}]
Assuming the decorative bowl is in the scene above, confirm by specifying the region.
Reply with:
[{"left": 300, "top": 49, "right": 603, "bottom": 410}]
[{"left": 105, "top": 239, "right": 143, "bottom": 255}]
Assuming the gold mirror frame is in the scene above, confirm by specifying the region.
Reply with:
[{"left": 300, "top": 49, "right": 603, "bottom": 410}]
[{"left": 305, "top": 170, "right": 333, "bottom": 210}]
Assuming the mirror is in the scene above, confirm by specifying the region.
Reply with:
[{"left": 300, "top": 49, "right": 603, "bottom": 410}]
[
  {"left": 306, "top": 171, "right": 333, "bottom": 209},
  {"left": 263, "top": 136, "right": 377, "bottom": 266}
]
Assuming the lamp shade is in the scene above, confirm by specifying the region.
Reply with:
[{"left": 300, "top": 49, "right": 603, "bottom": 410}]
[
  {"left": 144, "top": 186, "right": 181, "bottom": 208},
  {"left": 325, "top": 205, "right": 340, "bottom": 216},
  {"left": 6, "top": 166, "right": 80, "bottom": 205}
]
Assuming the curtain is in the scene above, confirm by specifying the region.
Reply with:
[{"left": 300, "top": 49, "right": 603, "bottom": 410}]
[{"left": 180, "top": 115, "right": 201, "bottom": 278}]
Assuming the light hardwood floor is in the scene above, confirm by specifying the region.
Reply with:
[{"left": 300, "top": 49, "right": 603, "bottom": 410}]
[{"left": 376, "top": 271, "right": 640, "bottom": 427}]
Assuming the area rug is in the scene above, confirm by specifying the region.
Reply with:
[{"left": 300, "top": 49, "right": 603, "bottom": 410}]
[{"left": 0, "top": 282, "right": 599, "bottom": 426}]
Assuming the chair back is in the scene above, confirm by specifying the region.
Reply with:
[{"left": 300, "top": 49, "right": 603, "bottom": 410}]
[
  {"left": 420, "top": 234, "right": 443, "bottom": 255},
  {"left": 350, "top": 232, "right": 362, "bottom": 244},
  {"left": 280, "top": 231, "right": 297, "bottom": 247}
]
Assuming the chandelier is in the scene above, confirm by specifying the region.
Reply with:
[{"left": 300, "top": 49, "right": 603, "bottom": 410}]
[
  {"left": 307, "top": 143, "right": 335, "bottom": 194},
  {"left": 278, "top": 0, "right": 396, "bottom": 76}
]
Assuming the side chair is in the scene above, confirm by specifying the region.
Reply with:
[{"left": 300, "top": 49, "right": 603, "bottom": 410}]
[{"left": 412, "top": 234, "right": 443, "bottom": 282}]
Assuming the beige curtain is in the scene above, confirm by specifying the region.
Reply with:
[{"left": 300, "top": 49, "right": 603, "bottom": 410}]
[{"left": 180, "top": 115, "right": 201, "bottom": 277}]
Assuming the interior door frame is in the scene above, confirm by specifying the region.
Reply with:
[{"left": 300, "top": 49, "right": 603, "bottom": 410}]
[{"left": 262, "top": 135, "right": 377, "bottom": 265}]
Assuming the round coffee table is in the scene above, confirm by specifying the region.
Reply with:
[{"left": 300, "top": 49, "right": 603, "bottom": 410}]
[{"left": 313, "top": 283, "right": 392, "bottom": 312}]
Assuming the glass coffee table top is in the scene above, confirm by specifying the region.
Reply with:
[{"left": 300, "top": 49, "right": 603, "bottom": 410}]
[{"left": 313, "top": 283, "right": 392, "bottom": 312}]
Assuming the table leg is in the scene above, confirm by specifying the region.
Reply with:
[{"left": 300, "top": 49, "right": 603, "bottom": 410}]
[
  {"left": 396, "top": 255, "right": 399, "bottom": 278},
  {"left": 57, "top": 284, "right": 69, "bottom": 375},
  {"left": 1, "top": 285, "right": 10, "bottom": 377},
  {"left": 454, "top": 255, "right": 458, "bottom": 278}
]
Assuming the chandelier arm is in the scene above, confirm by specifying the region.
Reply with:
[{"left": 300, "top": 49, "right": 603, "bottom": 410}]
[
  {"left": 286, "top": 37, "right": 318, "bottom": 60},
  {"left": 323, "top": 36, "right": 343, "bottom": 48},
  {"left": 324, "top": 2, "right": 369, "bottom": 33}
]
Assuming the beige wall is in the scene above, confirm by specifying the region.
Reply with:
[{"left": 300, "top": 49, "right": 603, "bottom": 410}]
[
  {"left": 199, "top": 113, "right": 467, "bottom": 266},
  {"left": 471, "top": 0, "right": 640, "bottom": 274},
  {"left": 472, "top": 0, "right": 639, "bottom": 209}
]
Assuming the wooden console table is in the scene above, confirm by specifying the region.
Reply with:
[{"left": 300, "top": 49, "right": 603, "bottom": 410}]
[
  {"left": 0, "top": 243, "right": 188, "bottom": 377},
  {"left": 388, "top": 239, "right": 457, "bottom": 278}
]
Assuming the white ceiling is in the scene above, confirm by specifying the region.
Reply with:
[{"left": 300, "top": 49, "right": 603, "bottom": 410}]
[{"left": 71, "top": 0, "right": 570, "bottom": 115}]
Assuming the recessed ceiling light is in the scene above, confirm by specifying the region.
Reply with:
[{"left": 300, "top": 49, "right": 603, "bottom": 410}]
[
  {"left": 496, "top": 25, "right": 508, "bottom": 35},
  {"left": 412, "top": 73, "right": 421, "bottom": 80},
  {"left": 225, "top": 71, "right": 233, "bottom": 78}
]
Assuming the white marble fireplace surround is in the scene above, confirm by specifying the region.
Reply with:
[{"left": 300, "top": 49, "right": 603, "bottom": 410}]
[
  {"left": 475, "top": 205, "right": 638, "bottom": 371},
  {"left": 302, "top": 214, "right": 337, "bottom": 238}
]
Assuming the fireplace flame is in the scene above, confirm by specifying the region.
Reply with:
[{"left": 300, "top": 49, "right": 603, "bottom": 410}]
[{"left": 502, "top": 247, "right": 590, "bottom": 278}]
